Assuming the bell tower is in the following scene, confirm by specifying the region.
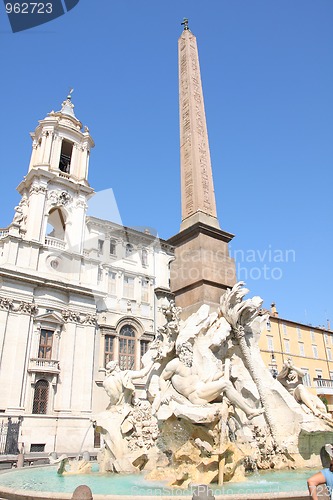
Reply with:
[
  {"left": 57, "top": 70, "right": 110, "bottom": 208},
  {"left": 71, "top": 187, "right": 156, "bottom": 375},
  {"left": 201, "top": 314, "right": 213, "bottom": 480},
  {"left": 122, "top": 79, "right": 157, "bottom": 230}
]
[{"left": 15, "top": 92, "right": 94, "bottom": 253}]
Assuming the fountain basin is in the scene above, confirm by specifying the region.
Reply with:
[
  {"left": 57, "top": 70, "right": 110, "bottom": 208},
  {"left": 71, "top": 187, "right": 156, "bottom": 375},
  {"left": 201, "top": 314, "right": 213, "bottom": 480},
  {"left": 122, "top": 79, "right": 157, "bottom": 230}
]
[{"left": 0, "top": 465, "right": 318, "bottom": 500}]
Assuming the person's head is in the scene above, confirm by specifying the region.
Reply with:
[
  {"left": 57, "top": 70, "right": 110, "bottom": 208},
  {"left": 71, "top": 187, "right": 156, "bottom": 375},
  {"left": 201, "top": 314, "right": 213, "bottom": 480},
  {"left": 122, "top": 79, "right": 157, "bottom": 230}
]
[
  {"left": 287, "top": 369, "right": 297, "bottom": 380},
  {"left": 71, "top": 484, "right": 93, "bottom": 500},
  {"left": 105, "top": 360, "right": 119, "bottom": 374},
  {"left": 177, "top": 341, "right": 193, "bottom": 367}
]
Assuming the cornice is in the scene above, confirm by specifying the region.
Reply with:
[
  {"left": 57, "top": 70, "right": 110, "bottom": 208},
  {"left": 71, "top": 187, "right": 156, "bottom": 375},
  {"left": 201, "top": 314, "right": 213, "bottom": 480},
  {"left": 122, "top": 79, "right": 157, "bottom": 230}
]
[
  {"left": 168, "top": 222, "right": 234, "bottom": 246},
  {"left": 86, "top": 217, "right": 173, "bottom": 251},
  {"left": 17, "top": 169, "right": 94, "bottom": 196},
  {"left": 0, "top": 267, "right": 104, "bottom": 299}
]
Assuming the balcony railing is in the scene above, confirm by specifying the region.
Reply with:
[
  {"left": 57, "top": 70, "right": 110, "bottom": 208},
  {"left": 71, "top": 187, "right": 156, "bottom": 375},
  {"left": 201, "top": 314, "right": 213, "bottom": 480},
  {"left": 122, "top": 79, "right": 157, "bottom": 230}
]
[
  {"left": 44, "top": 236, "right": 66, "bottom": 250},
  {"left": 59, "top": 171, "right": 70, "bottom": 179},
  {"left": 0, "top": 229, "right": 9, "bottom": 239},
  {"left": 314, "top": 378, "right": 333, "bottom": 395},
  {"left": 28, "top": 358, "right": 60, "bottom": 373},
  {"left": 314, "top": 378, "right": 333, "bottom": 389}
]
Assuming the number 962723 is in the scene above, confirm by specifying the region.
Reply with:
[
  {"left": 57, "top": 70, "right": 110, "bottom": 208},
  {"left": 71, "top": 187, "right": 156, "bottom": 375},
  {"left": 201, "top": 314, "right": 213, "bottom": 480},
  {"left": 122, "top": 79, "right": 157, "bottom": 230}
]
[{"left": 6, "top": 3, "right": 53, "bottom": 14}]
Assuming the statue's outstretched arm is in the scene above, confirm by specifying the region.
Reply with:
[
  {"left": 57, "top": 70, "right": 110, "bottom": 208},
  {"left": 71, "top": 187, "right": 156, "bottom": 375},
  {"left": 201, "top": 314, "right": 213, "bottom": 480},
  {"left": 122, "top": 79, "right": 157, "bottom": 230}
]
[
  {"left": 291, "top": 365, "right": 305, "bottom": 378},
  {"left": 277, "top": 366, "right": 289, "bottom": 381},
  {"left": 130, "top": 359, "right": 156, "bottom": 381}
]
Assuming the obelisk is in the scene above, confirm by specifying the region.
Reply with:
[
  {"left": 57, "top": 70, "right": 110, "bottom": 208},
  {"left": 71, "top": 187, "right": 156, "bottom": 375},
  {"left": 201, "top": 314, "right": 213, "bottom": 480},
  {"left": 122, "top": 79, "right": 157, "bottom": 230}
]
[{"left": 168, "top": 20, "right": 236, "bottom": 318}]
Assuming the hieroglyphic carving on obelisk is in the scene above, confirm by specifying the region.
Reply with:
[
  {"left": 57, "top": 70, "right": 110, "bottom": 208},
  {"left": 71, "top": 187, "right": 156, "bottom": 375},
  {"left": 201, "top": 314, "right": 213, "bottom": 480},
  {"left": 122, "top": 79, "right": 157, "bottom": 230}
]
[{"left": 179, "top": 21, "right": 219, "bottom": 230}]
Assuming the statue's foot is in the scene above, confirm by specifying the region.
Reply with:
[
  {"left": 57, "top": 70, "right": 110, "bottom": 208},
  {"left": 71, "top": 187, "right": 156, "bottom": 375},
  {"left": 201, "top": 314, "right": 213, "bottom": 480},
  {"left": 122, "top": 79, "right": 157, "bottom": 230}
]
[{"left": 247, "top": 408, "right": 265, "bottom": 420}]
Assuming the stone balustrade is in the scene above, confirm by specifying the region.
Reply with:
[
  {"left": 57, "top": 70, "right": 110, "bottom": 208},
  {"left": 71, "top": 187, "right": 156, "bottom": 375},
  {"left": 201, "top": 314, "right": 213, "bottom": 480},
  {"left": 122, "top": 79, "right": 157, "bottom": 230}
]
[
  {"left": 28, "top": 358, "right": 60, "bottom": 373},
  {"left": 314, "top": 377, "right": 333, "bottom": 389},
  {"left": 44, "top": 236, "right": 66, "bottom": 250}
]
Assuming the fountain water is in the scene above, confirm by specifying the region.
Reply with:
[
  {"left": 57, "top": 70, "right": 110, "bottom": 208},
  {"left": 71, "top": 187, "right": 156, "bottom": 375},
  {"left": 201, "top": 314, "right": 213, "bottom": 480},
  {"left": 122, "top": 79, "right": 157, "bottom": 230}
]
[{"left": 0, "top": 465, "right": 319, "bottom": 499}]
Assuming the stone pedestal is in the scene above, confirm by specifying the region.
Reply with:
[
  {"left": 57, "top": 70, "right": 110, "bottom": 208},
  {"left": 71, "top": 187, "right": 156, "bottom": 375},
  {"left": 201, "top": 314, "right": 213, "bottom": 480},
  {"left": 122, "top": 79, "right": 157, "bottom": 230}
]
[{"left": 168, "top": 222, "right": 236, "bottom": 318}]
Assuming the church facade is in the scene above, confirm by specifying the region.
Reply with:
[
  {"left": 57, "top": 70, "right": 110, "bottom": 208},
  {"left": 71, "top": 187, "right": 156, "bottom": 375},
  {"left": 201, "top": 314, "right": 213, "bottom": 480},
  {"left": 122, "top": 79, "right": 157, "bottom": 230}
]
[{"left": 0, "top": 95, "right": 174, "bottom": 453}]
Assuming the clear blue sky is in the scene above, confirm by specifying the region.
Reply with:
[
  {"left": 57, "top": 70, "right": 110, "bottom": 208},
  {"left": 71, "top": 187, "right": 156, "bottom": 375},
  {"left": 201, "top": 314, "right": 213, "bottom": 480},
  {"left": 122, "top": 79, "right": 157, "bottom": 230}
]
[{"left": 0, "top": 0, "right": 332, "bottom": 328}]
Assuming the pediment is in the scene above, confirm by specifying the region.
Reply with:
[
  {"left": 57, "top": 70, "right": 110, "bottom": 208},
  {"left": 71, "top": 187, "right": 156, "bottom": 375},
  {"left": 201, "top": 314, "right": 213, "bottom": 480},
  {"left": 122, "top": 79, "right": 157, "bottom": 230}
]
[{"left": 34, "top": 311, "right": 64, "bottom": 325}]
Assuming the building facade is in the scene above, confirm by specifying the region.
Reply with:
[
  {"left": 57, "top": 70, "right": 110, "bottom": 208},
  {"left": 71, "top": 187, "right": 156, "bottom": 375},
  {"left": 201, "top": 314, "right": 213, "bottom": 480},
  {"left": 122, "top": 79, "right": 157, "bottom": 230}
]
[{"left": 0, "top": 95, "right": 174, "bottom": 453}]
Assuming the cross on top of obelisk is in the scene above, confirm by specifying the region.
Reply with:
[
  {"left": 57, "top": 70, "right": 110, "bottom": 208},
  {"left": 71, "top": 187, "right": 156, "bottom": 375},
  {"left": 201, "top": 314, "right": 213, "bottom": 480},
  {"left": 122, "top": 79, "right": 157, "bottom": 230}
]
[{"left": 181, "top": 18, "right": 189, "bottom": 31}]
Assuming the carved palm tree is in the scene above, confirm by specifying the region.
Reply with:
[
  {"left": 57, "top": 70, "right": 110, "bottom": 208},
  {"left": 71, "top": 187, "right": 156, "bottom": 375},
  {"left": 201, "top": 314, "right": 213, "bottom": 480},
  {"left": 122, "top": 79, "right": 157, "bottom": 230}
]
[{"left": 219, "top": 282, "right": 278, "bottom": 447}]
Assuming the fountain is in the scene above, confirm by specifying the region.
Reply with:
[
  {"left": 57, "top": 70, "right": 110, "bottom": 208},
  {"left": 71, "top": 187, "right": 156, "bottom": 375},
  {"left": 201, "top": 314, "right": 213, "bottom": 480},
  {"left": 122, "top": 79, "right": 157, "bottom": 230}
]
[
  {"left": 93, "top": 282, "right": 333, "bottom": 484},
  {"left": 1, "top": 282, "right": 332, "bottom": 500}
]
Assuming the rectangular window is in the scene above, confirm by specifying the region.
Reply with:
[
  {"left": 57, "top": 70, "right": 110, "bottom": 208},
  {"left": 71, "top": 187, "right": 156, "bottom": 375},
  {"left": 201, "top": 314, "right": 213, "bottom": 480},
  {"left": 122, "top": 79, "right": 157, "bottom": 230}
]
[
  {"left": 98, "top": 239, "right": 104, "bottom": 254},
  {"left": 108, "top": 271, "right": 116, "bottom": 295},
  {"left": 312, "top": 345, "right": 318, "bottom": 358},
  {"left": 30, "top": 444, "right": 46, "bottom": 452},
  {"left": 38, "top": 329, "right": 53, "bottom": 359},
  {"left": 324, "top": 334, "right": 329, "bottom": 345},
  {"left": 97, "top": 267, "right": 103, "bottom": 284},
  {"left": 123, "top": 275, "right": 134, "bottom": 299},
  {"left": 140, "top": 340, "right": 150, "bottom": 359},
  {"left": 141, "top": 279, "right": 149, "bottom": 303},
  {"left": 316, "top": 369, "right": 323, "bottom": 379},
  {"left": 282, "top": 323, "right": 288, "bottom": 336},
  {"left": 330, "top": 371, "right": 333, "bottom": 381},
  {"left": 141, "top": 248, "right": 148, "bottom": 266},
  {"left": 104, "top": 335, "right": 114, "bottom": 367},
  {"left": 266, "top": 320, "right": 271, "bottom": 332},
  {"left": 299, "top": 343, "right": 305, "bottom": 356},
  {"left": 302, "top": 369, "right": 311, "bottom": 387},
  {"left": 296, "top": 327, "right": 302, "bottom": 341},
  {"left": 284, "top": 339, "right": 290, "bottom": 353},
  {"left": 327, "top": 348, "right": 332, "bottom": 361},
  {"left": 267, "top": 336, "right": 274, "bottom": 351},
  {"left": 110, "top": 239, "right": 116, "bottom": 256},
  {"left": 94, "top": 428, "right": 101, "bottom": 449},
  {"left": 310, "top": 330, "right": 316, "bottom": 343}
]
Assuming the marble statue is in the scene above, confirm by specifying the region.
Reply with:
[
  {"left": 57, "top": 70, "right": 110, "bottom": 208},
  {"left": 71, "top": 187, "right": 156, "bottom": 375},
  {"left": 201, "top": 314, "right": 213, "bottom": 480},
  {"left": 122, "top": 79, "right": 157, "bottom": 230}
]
[
  {"left": 277, "top": 358, "right": 329, "bottom": 418},
  {"left": 103, "top": 359, "right": 154, "bottom": 407},
  {"left": 153, "top": 340, "right": 264, "bottom": 419},
  {"left": 12, "top": 196, "right": 27, "bottom": 229},
  {"left": 95, "top": 357, "right": 158, "bottom": 473}
]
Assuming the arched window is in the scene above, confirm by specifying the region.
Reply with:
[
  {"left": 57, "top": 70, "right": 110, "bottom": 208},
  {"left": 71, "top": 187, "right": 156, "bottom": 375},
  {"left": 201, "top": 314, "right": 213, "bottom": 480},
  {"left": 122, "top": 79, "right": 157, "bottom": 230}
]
[
  {"left": 59, "top": 140, "right": 73, "bottom": 173},
  {"left": 119, "top": 325, "right": 136, "bottom": 370},
  {"left": 32, "top": 380, "right": 49, "bottom": 414},
  {"left": 47, "top": 208, "right": 66, "bottom": 240},
  {"left": 125, "top": 244, "right": 134, "bottom": 258}
]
